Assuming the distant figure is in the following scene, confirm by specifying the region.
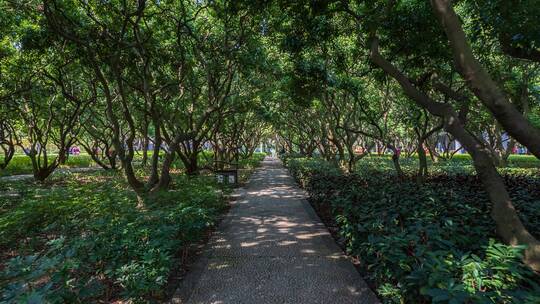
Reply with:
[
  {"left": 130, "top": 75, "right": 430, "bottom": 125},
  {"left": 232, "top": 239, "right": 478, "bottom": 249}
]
[
  {"left": 108, "top": 148, "right": 116, "bottom": 157},
  {"left": 70, "top": 146, "right": 81, "bottom": 155}
]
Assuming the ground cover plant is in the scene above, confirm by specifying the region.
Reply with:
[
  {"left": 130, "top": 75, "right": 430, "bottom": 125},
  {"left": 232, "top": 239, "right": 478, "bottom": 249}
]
[
  {"left": 286, "top": 155, "right": 540, "bottom": 303},
  {"left": 0, "top": 153, "right": 265, "bottom": 303}
]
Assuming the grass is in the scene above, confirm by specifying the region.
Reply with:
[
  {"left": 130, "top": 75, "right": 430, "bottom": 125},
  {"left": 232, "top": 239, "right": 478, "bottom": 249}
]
[
  {"left": 0, "top": 151, "right": 268, "bottom": 178},
  {"left": 0, "top": 154, "right": 95, "bottom": 177},
  {"left": 355, "top": 153, "right": 539, "bottom": 175}
]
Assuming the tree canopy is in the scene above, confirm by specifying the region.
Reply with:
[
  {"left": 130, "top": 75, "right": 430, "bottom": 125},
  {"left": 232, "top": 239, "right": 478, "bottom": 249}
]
[{"left": 1, "top": 0, "right": 540, "bottom": 300}]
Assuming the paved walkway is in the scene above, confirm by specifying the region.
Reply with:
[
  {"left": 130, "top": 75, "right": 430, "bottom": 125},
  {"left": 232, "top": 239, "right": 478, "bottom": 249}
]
[{"left": 171, "top": 157, "right": 378, "bottom": 304}]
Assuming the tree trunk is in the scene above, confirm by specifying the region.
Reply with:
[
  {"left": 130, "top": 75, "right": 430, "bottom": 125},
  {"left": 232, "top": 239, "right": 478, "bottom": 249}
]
[
  {"left": 502, "top": 139, "right": 516, "bottom": 166},
  {"left": 107, "top": 149, "right": 117, "bottom": 169},
  {"left": 30, "top": 154, "right": 57, "bottom": 182},
  {"left": 33, "top": 166, "right": 56, "bottom": 182},
  {"left": 150, "top": 152, "right": 175, "bottom": 192},
  {"left": 333, "top": 139, "right": 346, "bottom": 170},
  {"left": 417, "top": 141, "right": 428, "bottom": 183},
  {"left": 0, "top": 144, "right": 15, "bottom": 170},
  {"left": 147, "top": 122, "right": 162, "bottom": 187},
  {"left": 125, "top": 163, "right": 144, "bottom": 191},
  {"left": 185, "top": 153, "right": 199, "bottom": 175},
  {"left": 346, "top": 144, "right": 357, "bottom": 173},
  {"left": 142, "top": 136, "right": 149, "bottom": 167},
  {"left": 416, "top": 124, "right": 442, "bottom": 182},
  {"left": 141, "top": 121, "right": 150, "bottom": 167},
  {"left": 386, "top": 144, "right": 404, "bottom": 179},
  {"left": 391, "top": 152, "right": 404, "bottom": 179},
  {"left": 59, "top": 147, "right": 69, "bottom": 165},
  {"left": 80, "top": 144, "right": 111, "bottom": 170}
]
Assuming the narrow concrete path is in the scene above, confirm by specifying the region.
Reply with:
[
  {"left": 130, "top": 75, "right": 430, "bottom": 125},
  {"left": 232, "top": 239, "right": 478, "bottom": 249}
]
[{"left": 171, "top": 157, "right": 379, "bottom": 304}]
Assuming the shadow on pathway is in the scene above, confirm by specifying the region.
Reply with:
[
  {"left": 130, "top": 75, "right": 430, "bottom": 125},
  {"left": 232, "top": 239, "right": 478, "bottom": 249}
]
[{"left": 171, "top": 157, "right": 379, "bottom": 304}]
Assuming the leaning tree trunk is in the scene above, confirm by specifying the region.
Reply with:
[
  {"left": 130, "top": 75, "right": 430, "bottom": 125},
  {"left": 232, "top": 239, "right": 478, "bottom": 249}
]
[
  {"left": 0, "top": 144, "right": 15, "bottom": 170},
  {"left": 81, "top": 144, "right": 111, "bottom": 170},
  {"left": 370, "top": 39, "right": 540, "bottom": 271}
]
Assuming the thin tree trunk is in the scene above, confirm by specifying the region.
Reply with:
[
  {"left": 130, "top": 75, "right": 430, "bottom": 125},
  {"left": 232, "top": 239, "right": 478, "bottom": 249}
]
[
  {"left": 80, "top": 144, "right": 111, "bottom": 170},
  {"left": 387, "top": 144, "right": 404, "bottom": 179},
  {"left": 147, "top": 120, "right": 162, "bottom": 187},
  {"left": 142, "top": 136, "right": 149, "bottom": 167},
  {"left": 417, "top": 141, "right": 428, "bottom": 183}
]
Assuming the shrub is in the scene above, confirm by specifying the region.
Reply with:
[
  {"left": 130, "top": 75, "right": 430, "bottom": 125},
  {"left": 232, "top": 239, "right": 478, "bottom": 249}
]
[
  {"left": 0, "top": 172, "right": 226, "bottom": 302},
  {"left": 279, "top": 152, "right": 304, "bottom": 167},
  {"left": 286, "top": 157, "right": 540, "bottom": 303}
]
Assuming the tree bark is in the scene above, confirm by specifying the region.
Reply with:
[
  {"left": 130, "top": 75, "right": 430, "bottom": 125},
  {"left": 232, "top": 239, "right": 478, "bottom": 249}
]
[
  {"left": 177, "top": 140, "right": 201, "bottom": 176},
  {"left": 80, "top": 144, "right": 111, "bottom": 170},
  {"left": 142, "top": 136, "right": 149, "bottom": 167},
  {"left": 29, "top": 151, "right": 59, "bottom": 182},
  {"left": 387, "top": 144, "right": 404, "bottom": 179},
  {"left": 150, "top": 151, "right": 175, "bottom": 192},
  {"left": 417, "top": 142, "right": 428, "bottom": 182},
  {"left": 185, "top": 153, "right": 199, "bottom": 175},
  {"left": 0, "top": 144, "right": 15, "bottom": 170},
  {"left": 147, "top": 119, "right": 162, "bottom": 187}
]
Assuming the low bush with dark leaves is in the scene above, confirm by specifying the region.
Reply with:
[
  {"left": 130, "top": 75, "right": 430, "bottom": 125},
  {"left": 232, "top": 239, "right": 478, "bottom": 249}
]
[{"left": 287, "top": 157, "right": 540, "bottom": 304}]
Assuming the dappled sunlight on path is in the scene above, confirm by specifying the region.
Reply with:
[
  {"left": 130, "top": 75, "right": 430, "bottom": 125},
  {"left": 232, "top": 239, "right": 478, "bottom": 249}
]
[{"left": 171, "top": 157, "right": 379, "bottom": 304}]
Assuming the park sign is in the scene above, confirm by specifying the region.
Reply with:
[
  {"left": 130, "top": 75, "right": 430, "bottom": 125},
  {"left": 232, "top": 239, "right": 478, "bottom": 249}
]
[{"left": 215, "top": 169, "right": 238, "bottom": 185}]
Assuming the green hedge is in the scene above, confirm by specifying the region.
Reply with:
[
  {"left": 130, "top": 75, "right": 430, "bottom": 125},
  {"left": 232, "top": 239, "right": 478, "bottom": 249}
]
[
  {"left": 0, "top": 154, "right": 95, "bottom": 176},
  {"left": 287, "top": 157, "right": 540, "bottom": 303},
  {"left": 1, "top": 151, "right": 267, "bottom": 177}
]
